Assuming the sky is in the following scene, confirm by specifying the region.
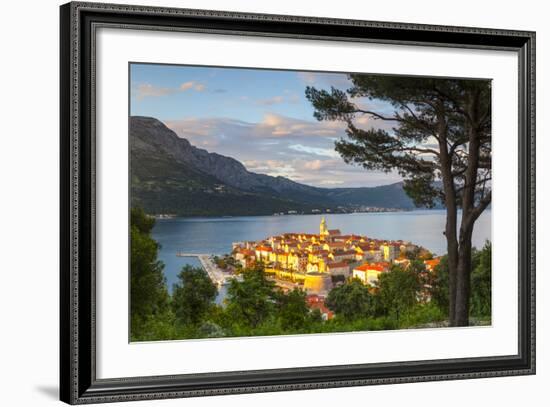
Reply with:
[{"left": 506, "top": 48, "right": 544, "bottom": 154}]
[{"left": 130, "top": 63, "right": 402, "bottom": 188}]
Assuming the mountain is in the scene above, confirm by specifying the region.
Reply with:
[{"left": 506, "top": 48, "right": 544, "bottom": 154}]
[{"left": 130, "top": 116, "right": 417, "bottom": 216}]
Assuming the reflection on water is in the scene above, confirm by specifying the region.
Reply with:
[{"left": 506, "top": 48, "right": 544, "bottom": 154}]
[{"left": 151, "top": 209, "right": 491, "bottom": 293}]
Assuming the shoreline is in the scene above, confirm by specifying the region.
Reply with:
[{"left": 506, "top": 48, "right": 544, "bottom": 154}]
[{"left": 154, "top": 208, "right": 458, "bottom": 221}]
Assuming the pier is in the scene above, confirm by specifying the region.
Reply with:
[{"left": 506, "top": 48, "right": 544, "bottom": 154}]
[{"left": 176, "top": 252, "right": 233, "bottom": 286}]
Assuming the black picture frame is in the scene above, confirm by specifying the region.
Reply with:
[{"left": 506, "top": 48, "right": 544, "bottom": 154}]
[{"left": 60, "top": 1, "right": 536, "bottom": 404}]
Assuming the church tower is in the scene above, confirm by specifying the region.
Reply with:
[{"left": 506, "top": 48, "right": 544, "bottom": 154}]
[{"left": 320, "top": 216, "right": 329, "bottom": 239}]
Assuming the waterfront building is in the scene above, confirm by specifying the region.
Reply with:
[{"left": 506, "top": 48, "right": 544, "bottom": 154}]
[
  {"left": 352, "top": 262, "right": 390, "bottom": 285},
  {"left": 322, "top": 241, "right": 346, "bottom": 251},
  {"left": 234, "top": 248, "right": 255, "bottom": 268},
  {"left": 330, "top": 249, "right": 356, "bottom": 262},
  {"left": 255, "top": 245, "right": 272, "bottom": 262},
  {"left": 326, "top": 261, "right": 350, "bottom": 277},
  {"left": 380, "top": 243, "right": 399, "bottom": 261}
]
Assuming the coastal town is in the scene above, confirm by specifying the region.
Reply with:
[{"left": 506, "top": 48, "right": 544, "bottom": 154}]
[
  {"left": 223, "top": 217, "right": 441, "bottom": 320},
  {"left": 127, "top": 65, "right": 493, "bottom": 344}
]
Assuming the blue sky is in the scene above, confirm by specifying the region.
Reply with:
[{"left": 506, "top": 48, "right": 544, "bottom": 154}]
[{"left": 130, "top": 63, "right": 401, "bottom": 188}]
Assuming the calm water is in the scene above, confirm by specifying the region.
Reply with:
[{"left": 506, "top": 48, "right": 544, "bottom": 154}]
[{"left": 152, "top": 210, "right": 491, "bottom": 293}]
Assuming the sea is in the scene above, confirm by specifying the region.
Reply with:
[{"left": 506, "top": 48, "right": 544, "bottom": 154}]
[{"left": 151, "top": 209, "right": 491, "bottom": 294}]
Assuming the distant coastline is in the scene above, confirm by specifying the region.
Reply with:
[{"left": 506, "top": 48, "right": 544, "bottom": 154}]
[{"left": 152, "top": 206, "right": 411, "bottom": 219}]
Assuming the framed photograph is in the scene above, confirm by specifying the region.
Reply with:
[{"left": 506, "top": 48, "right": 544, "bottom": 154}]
[{"left": 60, "top": 1, "right": 535, "bottom": 404}]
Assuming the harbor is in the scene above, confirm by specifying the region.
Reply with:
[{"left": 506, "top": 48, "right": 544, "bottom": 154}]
[{"left": 176, "top": 252, "right": 235, "bottom": 286}]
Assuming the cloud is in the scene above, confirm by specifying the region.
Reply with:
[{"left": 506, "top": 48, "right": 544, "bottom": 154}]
[
  {"left": 303, "top": 160, "right": 323, "bottom": 170},
  {"left": 355, "top": 116, "right": 373, "bottom": 125},
  {"left": 163, "top": 114, "right": 402, "bottom": 188},
  {"left": 135, "top": 83, "right": 177, "bottom": 101},
  {"left": 296, "top": 71, "right": 351, "bottom": 88},
  {"left": 243, "top": 159, "right": 296, "bottom": 178},
  {"left": 261, "top": 114, "right": 283, "bottom": 127},
  {"left": 253, "top": 113, "right": 346, "bottom": 139},
  {"left": 302, "top": 159, "right": 344, "bottom": 171},
  {"left": 319, "top": 179, "right": 345, "bottom": 185},
  {"left": 133, "top": 81, "right": 206, "bottom": 101},
  {"left": 336, "top": 99, "right": 397, "bottom": 133},
  {"left": 289, "top": 144, "right": 339, "bottom": 158},
  {"left": 180, "top": 82, "right": 194, "bottom": 91},
  {"left": 180, "top": 81, "right": 206, "bottom": 92},
  {"left": 240, "top": 156, "right": 401, "bottom": 188},
  {"left": 165, "top": 117, "right": 253, "bottom": 144},
  {"left": 297, "top": 72, "right": 317, "bottom": 84}
]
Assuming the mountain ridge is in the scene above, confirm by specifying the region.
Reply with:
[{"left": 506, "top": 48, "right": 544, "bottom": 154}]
[{"left": 130, "top": 116, "right": 417, "bottom": 216}]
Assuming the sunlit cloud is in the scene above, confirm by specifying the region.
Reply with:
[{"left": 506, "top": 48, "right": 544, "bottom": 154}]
[
  {"left": 135, "top": 83, "right": 177, "bottom": 101},
  {"left": 134, "top": 80, "right": 207, "bottom": 101},
  {"left": 163, "top": 114, "right": 402, "bottom": 188},
  {"left": 253, "top": 113, "right": 345, "bottom": 139},
  {"left": 302, "top": 159, "right": 343, "bottom": 171},
  {"left": 243, "top": 159, "right": 296, "bottom": 178},
  {"left": 180, "top": 81, "right": 206, "bottom": 92},
  {"left": 303, "top": 160, "right": 323, "bottom": 170}
]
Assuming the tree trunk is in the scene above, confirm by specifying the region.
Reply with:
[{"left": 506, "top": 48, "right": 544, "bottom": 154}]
[
  {"left": 455, "top": 223, "right": 473, "bottom": 326},
  {"left": 454, "top": 90, "right": 481, "bottom": 326},
  {"left": 446, "top": 208, "right": 459, "bottom": 326},
  {"left": 436, "top": 109, "right": 459, "bottom": 326}
]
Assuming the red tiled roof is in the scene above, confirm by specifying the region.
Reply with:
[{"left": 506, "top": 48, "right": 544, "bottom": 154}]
[
  {"left": 354, "top": 262, "right": 389, "bottom": 272},
  {"left": 424, "top": 258, "right": 441, "bottom": 269},
  {"left": 308, "top": 302, "right": 334, "bottom": 318},
  {"left": 368, "top": 264, "right": 388, "bottom": 272},
  {"left": 306, "top": 294, "right": 321, "bottom": 304}
]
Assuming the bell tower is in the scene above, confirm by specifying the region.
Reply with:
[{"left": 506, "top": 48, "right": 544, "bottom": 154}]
[{"left": 320, "top": 217, "right": 328, "bottom": 239}]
